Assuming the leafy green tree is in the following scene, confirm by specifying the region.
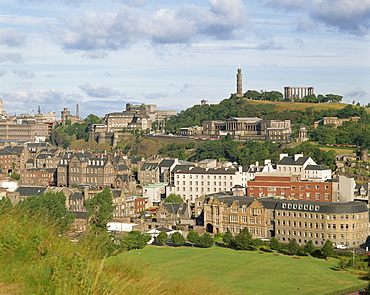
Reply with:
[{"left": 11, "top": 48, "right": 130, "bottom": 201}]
[
  {"left": 121, "top": 231, "right": 151, "bottom": 250},
  {"left": 234, "top": 228, "right": 253, "bottom": 250},
  {"left": 321, "top": 240, "right": 334, "bottom": 258},
  {"left": 171, "top": 232, "right": 185, "bottom": 246},
  {"left": 16, "top": 192, "right": 74, "bottom": 233},
  {"left": 197, "top": 233, "right": 214, "bottom": 248},
  {"left": 252, "top": 238, "right": 264, "bottom": 249},
  {"left": 222, "top": 230, "right": 234, "bottom": 247},
  {"left": 269, "top": 237, "right": 281, "bottom": 251},
  {"left": 187, "top": 230, "right": 199, "bottom": 246},
  {"left": 10, "top": 173, "right": 20, "bottom": 180},
  {"left": 164, "top": 194, "right": 184, "bottom": 203},
  {"left": 85, "top": 114, "right": 102, "bottom": 125},
  {"left": 304, "top": 240, "right": 316, "bottom": 255},
  {"left": 155, "top": 231, "right": 168, "bottom": 245},
  {"left": 287, "top": 238, "right": 299, "bottom": 255},
  {"left": 84, "top": 187, "right": 116, "bottom": 230}
]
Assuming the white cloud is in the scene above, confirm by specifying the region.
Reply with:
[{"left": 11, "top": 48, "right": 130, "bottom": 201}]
[
  {"left": 261, "top": 0, "right": 309, "bottom": 11},
  {"left": 345, "top": 87, "right": 367, "bottom": 97},
  {"left": 50, "top": 0, "right": 248, "bottom": 56},
  {"left": 261, "top": 0, "right": 370, "bottom": 35},
  {"left": 0, "top": 89, "right": 82, "bottom": 114},
  {"left": 0, "top": 28, "right": 26, "bottom": 47},
  {"left": 0, "top": 69, "right": 6, "bottom": 77},
  {"left": 255, "top": 40, "right": 283, "bottom": 50},
  {"left": 12, "top": 69, "right": 35, "bottom": 79},
  {"left": 79, "top": 82, "right": 123, "bottom": 98},
  {"left": 0, "top": 52, "right": 24, "bottom": 63},
  {"left": 310, "top": 0, "right": 370, "bottom": 35}
]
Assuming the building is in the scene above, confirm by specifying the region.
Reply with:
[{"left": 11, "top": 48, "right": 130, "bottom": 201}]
[
  {"left": 314, "top": 117, "right": 360, "bottom": 129},
  {"left": 284, "top": 87, "right": 314, "bottom": 101},
  {"left": 166, "top": 166, "right": 245, "bottom": 203},
  {"left": 181, "top": 118, "right": 292, "bottom": 142},
  {"left": 142, "top": 182, "right": 168, "bottom": 207},
  {"left": 198, "top": 194, "right": 369, "bottom": 248}
]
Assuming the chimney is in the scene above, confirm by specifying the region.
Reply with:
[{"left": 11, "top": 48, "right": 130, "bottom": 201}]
[
  {"left": 279, "top": 153, "right": 288, "bottom": 160},
  {"left": 294, "top": 154, "right": 303, "bottom": 161}
]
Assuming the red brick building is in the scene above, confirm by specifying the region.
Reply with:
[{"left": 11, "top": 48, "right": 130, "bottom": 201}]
[{"left": 247, "top": 175, "right": 333, "bottom": 202}]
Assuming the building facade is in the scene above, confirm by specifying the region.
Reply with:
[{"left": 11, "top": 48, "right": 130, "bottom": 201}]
[{"left": 198, "top": 195, "right": 369, "bottom": 248}]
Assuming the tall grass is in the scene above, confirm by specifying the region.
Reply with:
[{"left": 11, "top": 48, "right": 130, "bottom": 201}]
[{"left": 0, "top": 209, "right": 224, "bottom": 295}]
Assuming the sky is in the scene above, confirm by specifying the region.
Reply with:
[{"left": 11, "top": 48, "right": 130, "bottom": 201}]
[{"left": 0, "top": 0, "right": 369, "bottom": 118}]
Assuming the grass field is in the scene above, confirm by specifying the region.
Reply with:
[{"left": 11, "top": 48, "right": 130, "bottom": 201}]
[
  {"left": 112, "top": 246, "right": 366, "bottom": 295},
  {"left": 242, "top": 99, "right": 359, "bottom": 112}
]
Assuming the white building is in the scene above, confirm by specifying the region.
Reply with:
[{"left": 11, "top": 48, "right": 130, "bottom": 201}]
[
  {"left": 142, "top": 182, "right": 168, "bottom": 207},
  {"left": 166, "top": 166, "right": 245, "bottom": 203}
]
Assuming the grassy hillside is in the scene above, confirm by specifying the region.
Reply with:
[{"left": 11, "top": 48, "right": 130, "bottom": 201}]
[
  {"left": 116, "top": 246, "right": 366, "bottom": 295},
  {"left": 243, "top": 99, "right": 369, "bottom": 113},
  {"left": 0, "top": 210, "right": 223, "bottom": 295}
]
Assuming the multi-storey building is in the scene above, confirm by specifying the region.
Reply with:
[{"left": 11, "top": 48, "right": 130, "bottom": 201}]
[
  {"left": 181, "top": 118, "right": 292, "bottom": 142},
  {"left": 20, "top": 168, "right": 57, "bottom": 186},
  {"left": 166, "top": 166, "right": 245, "bottom": 203},
  {"left": 57, "top": 152, "right": 116, "bottom": 188},
  {"left": 198, "top": 194, "right": 369, "bottom": 248},
  {"left": 247, "top": 175, "right": 333, "bottom": 201}
]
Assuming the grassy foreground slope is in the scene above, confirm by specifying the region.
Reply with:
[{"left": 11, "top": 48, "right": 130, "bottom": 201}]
[
  {"left": 0, "top": 211, "right": 224, "bottom": 295},
  {"left": 116, "top": 246, "right": 365, "bottom": 295}
]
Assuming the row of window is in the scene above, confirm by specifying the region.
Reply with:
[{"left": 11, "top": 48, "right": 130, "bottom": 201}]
[
  {"left": 277, "top": 230, "right": 365, "bottom": 240},
  {"left": 177, "top": 174, "right": 234, "bottom": 180}
]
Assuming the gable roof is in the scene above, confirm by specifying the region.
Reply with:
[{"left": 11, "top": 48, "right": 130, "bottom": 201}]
[
  {"left": 140, "top": 162, "right": 159, "bottom": 171},
  {"left": 277, "top": 156, "right": 311, "bottom": 166},
  {"left": 305, "top": 165, "right": 331, "bottom": 171},
  {"left": 163, "top": 203, "right": 186, "bottom": 214},
  {"left": 15, "top": 186, "right": 47, "bottom": 196}
]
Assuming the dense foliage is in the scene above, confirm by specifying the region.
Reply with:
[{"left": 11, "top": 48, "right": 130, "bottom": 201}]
[
  {"left": 50, "top": 114, "right": 102, "bottom": 148},
  {"left": 164, "top": 97, "right": 359, "bottom": 134},
  {"left": 84, "top": 187, "right": 116, "bottom": 230},
  {"left": 164, "top": 194, "right": 184, "bottom": 203},
  {"left": 16, "top": 191, "right": 74, "bottom": 233}
]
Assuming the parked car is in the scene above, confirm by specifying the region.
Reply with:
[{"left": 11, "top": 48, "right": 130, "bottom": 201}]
[{"left": 336, "top": 244, "right": 348, "bottom": 249}]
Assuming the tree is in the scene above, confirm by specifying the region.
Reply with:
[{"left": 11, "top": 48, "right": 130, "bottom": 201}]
[
  {"left": 269, "top": 237, "right": 281, "bottom": 251},
  {"left": 155, "top": 231, "right": 168, "bottom": 245},
  {"left": 171, "top": 232, "right": 185, "bottom": 246},
  {"left": 222, "top": 230, "right": 234, "bottom": 247},
  {"left": 321, "top": 240, "right": 334, "bottom": 258},
  {"left": 197, "top": 233, "right": 214, "bottom": 248},
  {"left": 121, "top": 231, "right": 151, "bottom": 250},
  {"left": 187, "top": 230, "right": 199, "bottom": 246},
  {"left": 234, "top": 228, "right": 253, "bottom": 250},
  {"left": 84, "top": 187, "right": 116, "bottom": 230},
  {"left": 164, "top": 194, "right": 184, "bottom": 203},
  {"left": 252, "top": 238, "right": 264, "bottom": 249},
  {"left": 85, "top": 114, "right": 102, "bottom": 125},
  {"left": 304, "top": 240, "right": 316, "bottom": 255},
  {"left": 16, "top": 191, "right": 74, "bottom": 233},
  {"left": 287, "top": 238, "right": 299, "bottom": 255}
]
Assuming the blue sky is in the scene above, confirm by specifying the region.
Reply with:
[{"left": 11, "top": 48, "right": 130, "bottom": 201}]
[{"left": 0, "top": 0, "right": 369, "bottom": 118}]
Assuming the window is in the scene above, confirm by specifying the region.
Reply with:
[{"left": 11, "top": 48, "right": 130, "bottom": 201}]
[{"left": 315, "top": 193, "right": 320, "bottom": 200}]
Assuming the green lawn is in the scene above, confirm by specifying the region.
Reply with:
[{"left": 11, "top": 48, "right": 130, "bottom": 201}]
[{"left": 110, "top": 246, "right": 366, "bottom": 295}]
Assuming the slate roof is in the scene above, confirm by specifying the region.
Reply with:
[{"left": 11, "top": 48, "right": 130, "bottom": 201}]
[
  {"left": 27, "top": 142, "right": 53, "bottom": 148},
  {"left": 71, "top": 211, "right": 87, "bottom": 219},
  {"left": 277, "top": 156, "right": 310, "bottom": 166},
  {"left": 116, "top": 164, "right": 129, "bottom": 171},
  {"left": 210, "top": 195, "right": 368, "bottom": 214},
  {"left": 36, "top": 153, "right": 54, "bottom": 159},
  {"left": 128, "top": 156, "right": 142, "bottom": 165},
  {"left": 175, "top": 166, "right": 238, "bottom": 175},
  {"left": 163, "top": 203, "right": 187, "bottom": 215},
  {"left": 140, "top": 162, "right": 159, "bottom": 171},
  {"left": 112, "top": 190, "right": 122, "bottom": 199},
  {"left": 69, "top": 192, "right": 83, "bottom": 200},
  {"left": 15, "top": 186, "right": 47, "bottom": 196},
  {"left": 305, "top": 165, "right": 331, "bottom": 171},
  {"left": 159, "top": 159, "right": 175, "bottom": 168}
]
